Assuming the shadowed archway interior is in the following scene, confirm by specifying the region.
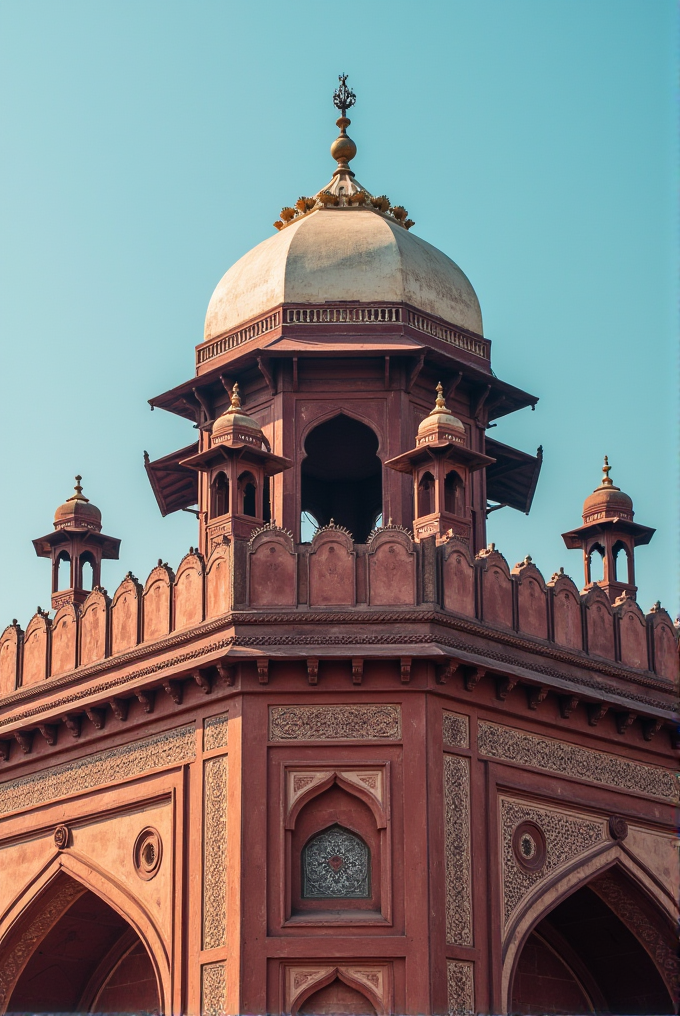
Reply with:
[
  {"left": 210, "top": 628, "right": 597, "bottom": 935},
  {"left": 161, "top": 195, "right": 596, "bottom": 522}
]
[
  {"left": 298, "top": 977, "right": 377, "bottom": 1015},
  {"left": 301, "top": 415, "right": 382, "bottom": 543},
  {"left": 511, "top": 883, "right": 674, "bottom": 1015},
  {"left": 6, "top": 881, "right": 160, "bottom": 1014}
]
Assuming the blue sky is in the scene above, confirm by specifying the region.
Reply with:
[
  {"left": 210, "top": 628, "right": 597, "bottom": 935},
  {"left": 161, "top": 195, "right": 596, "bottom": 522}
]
[{"left": 0, "top": 0, "right": 676, "bottom": 626}]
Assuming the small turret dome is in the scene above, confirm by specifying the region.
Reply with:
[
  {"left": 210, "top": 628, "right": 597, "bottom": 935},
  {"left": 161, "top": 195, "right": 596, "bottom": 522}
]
[
  {"left": 211, "top": 384, "right": 264, "bottom": 448},
  {"left": 53, "top": 477, "right": 102, "bottom": 531},
  {"left": 416, "top": 383, "right": 466, "bottom": 446},
  {"left": 582, "top": 457, "right": 634, "bottom": 523}
]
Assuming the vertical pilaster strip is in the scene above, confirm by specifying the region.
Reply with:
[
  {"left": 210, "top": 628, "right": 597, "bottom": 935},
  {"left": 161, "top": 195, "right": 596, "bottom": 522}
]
[
  {"left": 201, "top": 960, "right": 227, "bottom": 1016},
  {"left": 202, "top": 719, "right": 229, "bottom": 951},
  {"left": 443, "top": 754, "right": 472, "bottom": 945},
  {"left": 446, "top": 959, "right": 474, "bottom": 1015}
]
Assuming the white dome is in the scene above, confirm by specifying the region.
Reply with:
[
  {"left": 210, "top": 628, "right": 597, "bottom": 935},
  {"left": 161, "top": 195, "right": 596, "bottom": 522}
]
[{"left": 204, "top": 207, "right": 483, "bottom": 342}]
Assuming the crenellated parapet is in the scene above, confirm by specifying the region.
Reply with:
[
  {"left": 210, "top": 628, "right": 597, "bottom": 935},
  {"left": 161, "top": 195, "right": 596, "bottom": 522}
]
[{"left": 0, "top": 531, "right": 677, "bottom": 700}]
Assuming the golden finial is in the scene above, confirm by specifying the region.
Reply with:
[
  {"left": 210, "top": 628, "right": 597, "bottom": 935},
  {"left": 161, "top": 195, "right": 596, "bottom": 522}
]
[
  {"left": 427, "top": 381, "right": 450, "bottom": 417},
  {"left": 601, "top": 455, "right": 613, "bottom": 487},
  {"left": 330, "top": 73, "right": 357, "bottom": 175},
  {"left": 230, "top": 383, "right": 242, "bottom": 410}
]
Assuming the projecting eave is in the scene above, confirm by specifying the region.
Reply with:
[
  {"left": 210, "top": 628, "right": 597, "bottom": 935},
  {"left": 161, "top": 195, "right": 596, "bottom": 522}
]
[
  {"left": 32, "top": 530, "right": 121, "bottom": 559},
  {"left": 562, "top": 518, "right": 656, "bottom": 550}
]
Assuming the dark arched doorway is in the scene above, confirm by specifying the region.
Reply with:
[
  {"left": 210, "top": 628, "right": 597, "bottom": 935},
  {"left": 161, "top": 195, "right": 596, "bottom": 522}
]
[
  {"left": 301, "top": 415, "right": 382, "bottom": 543},
  {"left": 511, "top": 881, "right": 674, "bottom": 1015},
  {"left": 5, "top": 881, "right": 160, "bottom": 1014}
]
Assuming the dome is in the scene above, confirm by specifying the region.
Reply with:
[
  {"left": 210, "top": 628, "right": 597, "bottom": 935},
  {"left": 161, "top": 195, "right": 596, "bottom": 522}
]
[
  {"left": 54, "top": 477, "right": 102, "bottom": 531},
  {"left": 582, "top": 457, "right": 634, "bottom": 523},
  {"left": 204, "top": 207, "right": 483, "bottom": 343},
  {"left": 416, "top": 383, "right": 466, "bottom": 447},
  {"left": 212, "top": 384, "right": 264, "bottom": 448}
]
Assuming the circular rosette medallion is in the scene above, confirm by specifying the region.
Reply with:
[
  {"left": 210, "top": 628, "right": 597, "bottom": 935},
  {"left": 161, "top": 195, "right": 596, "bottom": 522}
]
[
  {"left": 302, "top": 824, "right": 370, "bottom": 898},
  {"left": 512, "top": 820, "right": 546, "bottom": 872}
]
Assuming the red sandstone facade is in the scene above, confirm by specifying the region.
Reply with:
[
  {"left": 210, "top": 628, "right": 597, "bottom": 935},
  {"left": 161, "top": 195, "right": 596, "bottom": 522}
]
[{"left": 0, "top": 88, "right": 677, "bottom": 1016}]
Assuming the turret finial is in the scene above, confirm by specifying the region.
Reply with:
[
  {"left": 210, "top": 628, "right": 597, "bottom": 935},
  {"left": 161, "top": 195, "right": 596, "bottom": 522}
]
[
  {"left": 601, "top": 455, "right": 612, "bottom": 487},
  {"left": 434, "top": 381, "right": 447, "bottom": 411},
  {"left": 230, "top": 383, "right": 242, "bottom": 410},
  {"left": 68, "top": 475, "right": 89, "bottom": 503},
  {"left": 330, "top": 73, "right": 357, "bottom": 174}
]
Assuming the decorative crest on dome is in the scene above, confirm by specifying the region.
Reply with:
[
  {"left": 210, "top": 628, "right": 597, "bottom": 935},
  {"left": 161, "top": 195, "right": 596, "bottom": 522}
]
[
  {"left": 67, "top": 475, "right": 89, "bottom": 504},
  {"left": 228, "top": 383, "right": 241, "bottom": 412},
  {"left": 599, "top": 455, "right": 617, "bottom": 490},
  {"left": 273, "top": 76, "right": 414, "bottom": 232}
]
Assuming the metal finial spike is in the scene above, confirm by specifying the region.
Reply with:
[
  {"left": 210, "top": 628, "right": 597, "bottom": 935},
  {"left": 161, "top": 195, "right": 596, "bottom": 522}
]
[
  {"left": 434, "top": 381, "right": 447, "bottom": 411},
  {"left": 74, "top": 475, "right": 83, "bottom": 494},
  {"left": 231, "top": 383, "right": 242, "bottom": 409},
  {"left": 601, "top": 455, "right": 612, "bottom": 486},
  {"left": 333, "top": 73, "right": 356, "bottom": 117}
]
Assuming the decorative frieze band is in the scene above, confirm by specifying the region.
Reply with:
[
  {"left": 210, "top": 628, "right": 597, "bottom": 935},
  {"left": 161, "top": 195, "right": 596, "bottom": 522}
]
[
  {"left": 203, "top": 713, "right": 229, "bottom": 752},
  {"left": 446, "top": 959, "right": 475, "bottom": 1016},
  {"left": 202, "top": 755, "right": 229, "bottom": 951},
  {"left": 406, "top": 309, "right": 489, "bottom": 359},
  {"left": 444, "top": 754, "right": 472, "bottom": 946},
  {"left": 269, "top": 704, "right": 402, "bottom": 741},
  {"left": 197, "top": 311, "right": 280, "bottom": 365},
  {"left": 0, "top": 725, "right": 195, "bottom": 816},
  {"left": 478, "top": 721, "right": 677, "bottom": 801}
]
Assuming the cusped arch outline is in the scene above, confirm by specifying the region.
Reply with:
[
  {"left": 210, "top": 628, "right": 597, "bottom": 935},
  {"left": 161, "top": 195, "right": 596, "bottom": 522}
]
[
  {"left": 501, "top": 845, "right": 678, "bottom": 1013},
  {"left": 291, "top": 965, "right": 386, "bottom": 1016},
  {"left": 0, "top": 848, "right": 169, "bottom": 1014},
  {"left": 285, "top": 769, "right": 388, "bottom": 830},
  {"left": 298, "top": 407, "right": 387, "bottom": 463}
]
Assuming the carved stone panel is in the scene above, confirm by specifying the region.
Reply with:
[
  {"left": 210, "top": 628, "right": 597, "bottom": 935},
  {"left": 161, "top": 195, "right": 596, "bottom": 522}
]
[
  {"left": 79, "top": 589, "right": 108, "bottom": 667},
  {"left": 174, "top": 552, "right": 205, "bottom": 631},
  {"left": 269, "top": 705, "right": 402, "bottom": 741},
  {"left": 110, "top": 574, "right": 141, "bottom": 655},
  {"left": 142, "top": 564, "right": 173, "bottom": 643},
  {"left": 367, "top": 530, "right": 415, "bottom": 606},
  {"left": 50, "top": 603, "right": 78, "bottom": 676},
  {"left": 249, "top": 531, "right": 297, "bottom": 607},
  {"left": 444, "top": 754, "right": 472, "bottom": 945},
  {"left": 302, "top": 825, "right": 370, "bottom": 898},
  {"left": 201, "top": 961, "right": 227, "bottom": 1016},
  {"left": 446, "top": 959, "right": 475, "bottom": 1016},
  {"left": 0, "top": 725, "right": 196, "bottom": 816},
  {"left": 442, "top": 710, "right": 469, "bottom": 749},
  {"left": 206, "top": 541, "right": 231, "bottom": 619},
  {"left": 202, "top": 755, "right": 228, "bottom": 950},
  {"left": 203, "top": 713, "right": 229, "bottom": 752},
  {"left": 478, "top": 721, "right": 677, "bottom": 801},
  {"left": 0, "top": 623, "right": 20, "bottom": 698},
  {"left": 21, "top": 612, "right": 50, "bottom": 686},
  {"left": 500, "top": 797, "right": 606, "bottom": 928},
  {"left": 442, "top": 544, "right": 475, "bottom": 617},
  {"left": 309, "top": 529, "right": 355, "bottom": 607}
]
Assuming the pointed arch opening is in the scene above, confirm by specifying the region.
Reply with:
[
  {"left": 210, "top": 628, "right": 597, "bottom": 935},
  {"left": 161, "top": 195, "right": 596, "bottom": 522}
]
[
  {"left": 56, "top": 551, "right": 71, "bottom": 591},
  {"left": 587, "top": 543, "right": 604, "bottom": 584},
  {"left": 301, "top": 415, "right": 382, "bottom": 543},
  {"left": 210, "top": 470, "right": 229, "bottom": 519},
  {"left": 614, "top": 541, "right": 631, "bottom": 584},
  {"left": 0, "top": 872, "right": 162, "bottom": 1015},
  {"left": 510, "top": 874, "right": 675, "bottom": 1014},
  {"left": 417, "top": 471, "right": 435, "bottom": 518}
]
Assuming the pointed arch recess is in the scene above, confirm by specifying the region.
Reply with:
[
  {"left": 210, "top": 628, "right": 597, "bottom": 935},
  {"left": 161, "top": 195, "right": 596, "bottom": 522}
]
[
  {"left": 287, "top": 963, "right": 388, "bottom": 1015},
  {"left": 502, "top": 845, "right": 678, "bottom": 1012},
  {"left": 0, "top": 850, "right": 169, "bottom": 1014},
  {"left": 284, "top": 767, "right": 388, "bottom": 830}
]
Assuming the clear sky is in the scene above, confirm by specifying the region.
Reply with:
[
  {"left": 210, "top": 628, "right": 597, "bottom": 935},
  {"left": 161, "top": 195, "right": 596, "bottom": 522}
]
[{"left": 0, "top": 0, "right": 676, "bottom": 627}]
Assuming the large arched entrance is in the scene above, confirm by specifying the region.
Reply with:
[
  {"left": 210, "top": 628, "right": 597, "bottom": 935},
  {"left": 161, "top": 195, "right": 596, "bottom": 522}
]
[
  {"left": 301, "top": 415, "right": 382, "bottom": 543},
  {"left": 1, "top": 873, "right": 161, "bottom": 1014},
  {"left": 510, "top": 874, "right": 675, "bottom": 1015}
]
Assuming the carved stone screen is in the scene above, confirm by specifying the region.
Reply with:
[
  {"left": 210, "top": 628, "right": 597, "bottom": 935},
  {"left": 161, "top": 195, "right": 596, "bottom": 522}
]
[{"left": 302, "top": 824, "right": 370, "bottom": 898}]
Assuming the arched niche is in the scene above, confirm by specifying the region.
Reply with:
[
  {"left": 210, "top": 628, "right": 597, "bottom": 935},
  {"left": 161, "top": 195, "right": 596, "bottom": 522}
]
[
  {"left": 367, "top": 528, "right": 415, "bottom": 607},
  {"left": 512, "top": 560, "right": 548, "bottom": 640},
  {"left": 206, "top": 539, "right": 231, "bottom": 618},
  {"left": 210, "top": 470, "right": 229, "bottom": 519},
  {"left": 142, "top": 563, "right": 174, "bottom": 643},
  {"left": 502, "top": 847, "right": 678, "bottom": 1012},
  {"left": 0, "top": 623, "right": 21, "bottom": 698},
  {"left": 21, "top": 612, "right": 51, "bottom": 687},
  {"left": 249, "top": 528, "right": 296, "bottom": 608},
  {"left": 309, "top": 527, "right": 356, "bottom": 607},
  {"left": 110, "top": 573, "right": 142, "bottom": 656},
  {"left": 50, "top": 603, "right": 78, "bottom": 676},
  {"left": 442, "top": 541, "right": 475, "bottom": 617},
  {"left": 296, "top": 973, "right": 379, "bottom": 1015},
  {"left": 289, "top": 781, "right": 384, "bottom": 921},
  {"left": 646, "top": 605, "right": 678, "bottom": 683},
  {"left": 0, "top": 861, "right": 167, "bottom": 1015},
  {"left": 286, "top": 964, "right": 388, "bottom": 1016},
  {"left": 548, "top": 571, "right": 583, "bottom": 651},
  {"left": 301, "top": 414, "right": 383, "bottom": 544},
  {"left": 582, "top": 586, "right": 615, "bottom": 660},
  {"left": 174, "top": 551, "right": 205, "bottom": 631},
  {"left": 507, "top": 862, "right": 676, "bottom": 1015},
  {"left": 477, "top": 547, "right": 513, "bottom": 629},
  {"left": 79, "top": 589, "right": 109, "bottom": 667},
  {"left": 614, "top": 596, "right": 649, "bottom": 670}
]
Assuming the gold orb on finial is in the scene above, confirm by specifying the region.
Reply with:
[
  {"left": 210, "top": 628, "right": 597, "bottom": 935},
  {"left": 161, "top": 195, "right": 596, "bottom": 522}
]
[{"left": 331, "top": 73, "right": 357, "bottom": 174}]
